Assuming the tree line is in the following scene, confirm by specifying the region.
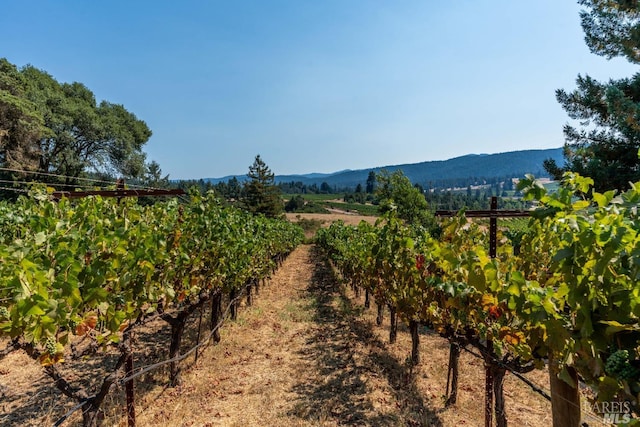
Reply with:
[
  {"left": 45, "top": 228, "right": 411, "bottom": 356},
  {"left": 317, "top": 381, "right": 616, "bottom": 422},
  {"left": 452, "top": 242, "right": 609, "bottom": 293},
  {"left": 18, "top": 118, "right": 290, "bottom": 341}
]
[{"left": 0, "top": 58, "right": 164, "bottom": 194}]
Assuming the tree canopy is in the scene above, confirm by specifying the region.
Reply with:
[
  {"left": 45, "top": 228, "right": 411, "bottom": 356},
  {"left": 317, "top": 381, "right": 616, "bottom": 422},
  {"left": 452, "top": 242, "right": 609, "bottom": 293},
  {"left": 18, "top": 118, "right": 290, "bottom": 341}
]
[
  {"left": 242, "top": 155, "right": 283, "bottom": 218},
  {"left": 375, "top": 169, "right": 437, "bottom": 232},
  {"left": 0, "top": 58, "right": 153, "bottom": 186},
  {"left": 546, "top": 1, "right": 640, "bottom": 191},
  {"left": 0, "top": 59, "right": 44, "bottom": 173},
  {"left": 579, "top": 0, "right": 640, "bottom": 64}
]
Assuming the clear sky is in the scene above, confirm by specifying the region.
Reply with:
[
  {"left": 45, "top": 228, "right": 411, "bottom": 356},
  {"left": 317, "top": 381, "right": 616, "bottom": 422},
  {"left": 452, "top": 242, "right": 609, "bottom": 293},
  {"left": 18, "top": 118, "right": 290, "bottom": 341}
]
[{"left": 1, "top": 1, "right": 637, "bottom": 180}]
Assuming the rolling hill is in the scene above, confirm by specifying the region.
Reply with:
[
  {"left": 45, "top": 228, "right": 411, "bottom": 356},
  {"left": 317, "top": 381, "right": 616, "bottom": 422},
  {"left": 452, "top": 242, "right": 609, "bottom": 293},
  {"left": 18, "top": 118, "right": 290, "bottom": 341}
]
[{"left": 204, "top": 148, "right": 564, "bottom": 189}]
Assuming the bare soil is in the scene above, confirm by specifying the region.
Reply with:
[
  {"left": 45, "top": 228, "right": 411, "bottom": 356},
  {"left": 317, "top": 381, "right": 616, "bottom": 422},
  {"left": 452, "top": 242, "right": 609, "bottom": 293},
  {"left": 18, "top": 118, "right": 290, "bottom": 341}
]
[
  {"left": 285, "top": 212, "right": 377, "bottom": 227},
  {"left": 1, "top": 243, "right": 602, "bottom": 426}
]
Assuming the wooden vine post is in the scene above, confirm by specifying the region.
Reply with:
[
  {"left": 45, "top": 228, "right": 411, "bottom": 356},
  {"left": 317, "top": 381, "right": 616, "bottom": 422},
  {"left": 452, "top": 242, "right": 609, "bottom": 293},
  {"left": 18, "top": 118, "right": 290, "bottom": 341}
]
[
  {"left": 493, "top": 363, "right": 507, "bottom": 427},
  {"left": 409, "top": 320, "right": 420, "bottom": 365},
  {"left": 246, "top": 280, "right": 253, "bottom": 306},
  {"left": 123, "top": 330, "right": 136, "bottom": 427},
  {"left": 162, "top": 294, "right": 210, "bottom": 386},
  {"left": 376, "top": 302, "right": 384, "bottom": 326},
  {"left": 436, "top": 196, "right": 530, "bottom": 427},
  {"left": 194, "top": 306, "right": 203, "bottom": 363},
  {"left": 445, "top": 342, "right": 461, "bottom": 406},
  {"left": 389, "top": 305, "right": 398, "bottom": 344},
  {"left": 485, "top": 340, "right": 494, "bottom": 427},
  {"left": 210, "top": 290, "right": 223, "bottom": 342},
  {"left": 549, "top": 355, "right": 581, "bottom": 427},
  {"left": 230, "top": 288, "right": 238, "bottom": 320}
]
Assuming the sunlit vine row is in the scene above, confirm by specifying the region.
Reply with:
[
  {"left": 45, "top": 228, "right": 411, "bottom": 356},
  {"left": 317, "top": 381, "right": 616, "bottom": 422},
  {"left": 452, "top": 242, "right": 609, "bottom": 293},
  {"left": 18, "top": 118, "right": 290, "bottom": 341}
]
[
  {"left": 317, "top": 173, "right": 640, "bottom": 415},
  {"left": 0, "top": 189, "right": 304, "bottom": 364}
]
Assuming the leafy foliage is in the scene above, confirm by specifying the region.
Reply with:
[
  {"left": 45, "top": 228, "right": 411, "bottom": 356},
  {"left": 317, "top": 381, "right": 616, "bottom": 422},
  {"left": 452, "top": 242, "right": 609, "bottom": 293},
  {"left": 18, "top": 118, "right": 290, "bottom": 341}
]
[
  {"left": 0, "top": 58, "right": 153, "bottom": 186},
  {"left": 0, "top": 59, "right": 44, "bottom": 174},
  {"left": 547, "top": 1, "right": 640, "bottom": 192},
  {"left": 318, "top": 172, "right": 640, "bottom": 416},
  {"left": 374, "top": 169, "right": 437, "bottom": 232},
  {"left": 579, "top": 0, "right": 640, "bottom": 64},
  {"left": 0, "top": 190, "right": 303, "bottom": 363}
]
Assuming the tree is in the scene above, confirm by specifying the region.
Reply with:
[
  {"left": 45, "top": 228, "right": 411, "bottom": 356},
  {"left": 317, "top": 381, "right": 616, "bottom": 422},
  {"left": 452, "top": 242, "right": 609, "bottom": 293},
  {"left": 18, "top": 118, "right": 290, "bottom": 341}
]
[
  {"left": 285, "top": 194, "right": 305, "bottom": 212},
  {"left": 579, "top": 0, "right": 640, "bottom": 64},
  {"left": 320, "top": 182, "right": 332, "bottom": 193},
  {"left": 545, "top": 1, "right": 640, "bottom": 191},
  {"left": 375, "top": 169, "right": 437, "bottom": 231},
  {"left": 366, "top": 170, "right": 377, "bottom": 193},
  {"left": 9, "top": 61, "right": 152, "bottom": 184},
  {"left": 143, "top": 160, "right": 170, "bottom": 188},
  {"left": 0, "top": 59, "right": 44, "bottom": 172},
  {"left": 242, "top": 155, "right": 283, "bottom": 218},
  {"left": 226, "top": 176, "right": 242, "bottom": 200}
]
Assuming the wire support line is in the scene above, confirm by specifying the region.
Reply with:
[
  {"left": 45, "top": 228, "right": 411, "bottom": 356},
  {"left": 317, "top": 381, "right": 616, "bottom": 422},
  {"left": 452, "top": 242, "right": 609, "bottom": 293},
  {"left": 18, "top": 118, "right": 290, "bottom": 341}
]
[
  {"left": 0, "top": 179, "right": 107, "bottom": 190},
  {"left": 51, "top": 188, "right": 186, "bottom": 199},
  {"left": 47, "top": 284, "right": 251, "bottom": 427},
  {"left": 52, "top": 399, "right": 90, "bottom": 427},
  {"left": 0, "top": 185, "right": 29, "bottom": 193},
  {"left": 0, "top": 177, "right": 185, "bottom": 199},
  {"left": 117, "top": 285, "right": 249, "bottom": 386},
  {"left": 459, "top": 345, "right": 606, "bottom": 426},
  {"left": 0, "top": 167, "right": 163, "bottom": 191},
  {"left": 460, "top": 345, "right": 551, "bottom": 401}
]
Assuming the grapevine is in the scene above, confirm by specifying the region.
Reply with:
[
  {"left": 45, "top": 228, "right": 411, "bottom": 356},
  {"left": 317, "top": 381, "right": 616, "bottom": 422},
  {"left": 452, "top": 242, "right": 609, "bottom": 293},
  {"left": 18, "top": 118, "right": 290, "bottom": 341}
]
[
  {"left": 0, "top": 187, "right": 304, "bottom": 425},
  {"left": 317, "top": 172, "right": 640, "bottom": 423},
  {"left": 605, "top": 350, "right": 639, "bottom": 381}
]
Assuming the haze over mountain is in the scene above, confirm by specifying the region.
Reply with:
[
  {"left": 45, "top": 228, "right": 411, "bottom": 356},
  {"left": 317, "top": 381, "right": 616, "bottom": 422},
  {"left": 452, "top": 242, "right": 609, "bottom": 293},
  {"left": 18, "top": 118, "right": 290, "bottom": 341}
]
[{"left": 204, "top": 148, "right": 564, "bottom": 189}]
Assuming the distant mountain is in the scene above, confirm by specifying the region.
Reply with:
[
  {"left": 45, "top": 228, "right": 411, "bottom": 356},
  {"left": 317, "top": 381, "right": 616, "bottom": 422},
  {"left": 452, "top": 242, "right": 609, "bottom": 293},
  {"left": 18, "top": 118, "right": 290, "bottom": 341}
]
[
  {"left": 202, "top": 148, "right": 564, "bottom": 189},
  {"left": 275, "top": 169, "right": 352, "bottom": 182}
]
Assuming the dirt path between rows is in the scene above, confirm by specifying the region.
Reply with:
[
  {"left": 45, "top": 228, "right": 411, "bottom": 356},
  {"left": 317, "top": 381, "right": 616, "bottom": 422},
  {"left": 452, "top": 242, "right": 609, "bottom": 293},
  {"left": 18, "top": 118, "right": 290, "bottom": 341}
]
[
  {"left": 132, "top": 244, "right": 552, "bottom": 427},
  {"left": 1, "top": 244, "right": 557, "bottom": 426}
]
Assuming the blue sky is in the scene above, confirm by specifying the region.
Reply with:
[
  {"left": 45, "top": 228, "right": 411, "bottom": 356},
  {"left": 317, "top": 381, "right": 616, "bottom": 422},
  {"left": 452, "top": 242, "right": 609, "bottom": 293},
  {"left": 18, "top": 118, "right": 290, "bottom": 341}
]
[{"left": 1, "top": 1, "right": 637, "bottom": 179}]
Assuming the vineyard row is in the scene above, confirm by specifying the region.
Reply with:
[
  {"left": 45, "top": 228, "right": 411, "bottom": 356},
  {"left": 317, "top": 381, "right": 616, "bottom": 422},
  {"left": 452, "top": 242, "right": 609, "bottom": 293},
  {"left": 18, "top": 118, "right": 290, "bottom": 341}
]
[
  {"left": 316, "top": 173, "right": 640, "bottom": 427},
  {"left": 0, "top": 189, "right": 304, "bottom": 426}
]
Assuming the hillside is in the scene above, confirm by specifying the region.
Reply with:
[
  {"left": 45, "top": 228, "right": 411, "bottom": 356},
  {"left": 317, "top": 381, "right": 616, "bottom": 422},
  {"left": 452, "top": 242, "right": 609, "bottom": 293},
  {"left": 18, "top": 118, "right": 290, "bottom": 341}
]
[{"left": 204, "top": 148, "right": 563, "bottom": 189}]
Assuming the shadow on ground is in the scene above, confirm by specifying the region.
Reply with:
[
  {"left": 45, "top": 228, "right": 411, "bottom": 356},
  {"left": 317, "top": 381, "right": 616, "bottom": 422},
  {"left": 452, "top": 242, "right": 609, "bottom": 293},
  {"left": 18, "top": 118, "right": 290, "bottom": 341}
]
[
  {"left": 0, "top": 303, "right": 219, "bottom": 427},
  {"left": 289, "top": 246, "right": 443, "bottom": 427}
]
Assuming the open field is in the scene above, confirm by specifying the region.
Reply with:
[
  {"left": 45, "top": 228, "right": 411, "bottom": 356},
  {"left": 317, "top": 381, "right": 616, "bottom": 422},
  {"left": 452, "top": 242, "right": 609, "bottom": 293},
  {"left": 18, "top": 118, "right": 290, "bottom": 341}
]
[{"left": 286, "top": 212, "right": 377, "bottom": 227}]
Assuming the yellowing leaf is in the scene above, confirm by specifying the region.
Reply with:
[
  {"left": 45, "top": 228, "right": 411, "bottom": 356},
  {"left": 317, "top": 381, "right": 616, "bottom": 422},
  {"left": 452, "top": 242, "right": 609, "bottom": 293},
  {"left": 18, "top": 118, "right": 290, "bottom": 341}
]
[
  {"left": 481, "top": 294, "right": 497, "bottom": 310},
  {"left": 38, "top": 352, "right": 64, "bottom": 366},
  {"left": 499, "top": 327, "right": 524, "bottom": 345},
  {"left": 75, "top": 323, "right": 89, "bottom": 336},
  {"left": 572, "top": 200, "right": 590, "bottom": 211}
]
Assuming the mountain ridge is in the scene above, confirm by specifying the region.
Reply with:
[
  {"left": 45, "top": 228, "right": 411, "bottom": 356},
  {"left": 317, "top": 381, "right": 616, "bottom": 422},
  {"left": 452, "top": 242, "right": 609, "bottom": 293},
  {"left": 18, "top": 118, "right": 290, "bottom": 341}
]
[{"left": 202, "top": 148, "right": 564, "bottom": 188}]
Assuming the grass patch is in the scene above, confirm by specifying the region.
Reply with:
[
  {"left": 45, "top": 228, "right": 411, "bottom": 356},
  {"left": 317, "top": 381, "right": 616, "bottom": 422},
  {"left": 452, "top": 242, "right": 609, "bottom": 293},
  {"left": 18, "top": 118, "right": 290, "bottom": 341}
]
[
  {"left": 294, "top": 216, "right": 324, "bottom": 233},
  {"left": 321, "top": 201, "right": 379, "bottom": 216},
  {"left": 280, "top": 301, "right": 314, "bottom": 322},
  {"left": 282, "top": 193, "right": 340, "bottom": 202}
]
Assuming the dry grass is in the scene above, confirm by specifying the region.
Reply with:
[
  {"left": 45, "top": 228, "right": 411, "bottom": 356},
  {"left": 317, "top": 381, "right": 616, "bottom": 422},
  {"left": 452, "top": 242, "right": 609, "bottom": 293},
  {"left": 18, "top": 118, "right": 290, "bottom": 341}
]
[
  {"left": 286, "top": 212, "right": 378, "bottom": 240},
  {"left": 0, "top": 349, "right": 64, "bottom": 426},
  {"left": 1, "top": 243, "right": 607, "bottom": 426},
  {"left": 285, "top": 212, "right": 377, "bottom": 227}
]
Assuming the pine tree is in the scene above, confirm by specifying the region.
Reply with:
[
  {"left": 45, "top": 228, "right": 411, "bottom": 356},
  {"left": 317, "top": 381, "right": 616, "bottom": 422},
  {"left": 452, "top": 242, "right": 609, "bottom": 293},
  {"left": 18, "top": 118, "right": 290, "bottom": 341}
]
[
  {"left": 242, "top": 155, "right": 283, "bottom": 218},
  {"left": 546, "top": 1, "right": 640, "bottom": 191},
  {"left": 365, "top": 171, "right": 377, "bottom": 193}
]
